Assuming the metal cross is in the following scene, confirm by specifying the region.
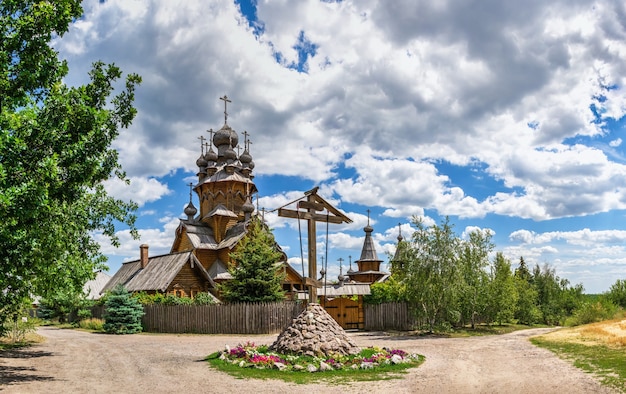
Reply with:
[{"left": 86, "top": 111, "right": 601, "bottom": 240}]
[
  {"left": 366, "top": 209, "right": 371, "bottom": 225},
  {"left": 197, "top": 135, "right": 206, "bottom": 154},
  {"left": 243, "top": 130, "right": 249, "bottom": 147},
  {"left": 219, "top": 95, "right": 232, "bottom": 123},
  {"left": 188, "top": 182, "right": 194, "bottom": 200}
]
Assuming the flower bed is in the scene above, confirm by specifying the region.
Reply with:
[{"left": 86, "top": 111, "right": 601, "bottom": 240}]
[{"left": 213, "top": 341, "right": 421, "bottom": 372}]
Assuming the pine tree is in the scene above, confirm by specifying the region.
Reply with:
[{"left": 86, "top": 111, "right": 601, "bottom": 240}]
[
  {"left": 220, "top": 218, "right": 286, "bottom": 302},
  {"left": 103, "top": 285, "right": 144, "bottom": 334}
]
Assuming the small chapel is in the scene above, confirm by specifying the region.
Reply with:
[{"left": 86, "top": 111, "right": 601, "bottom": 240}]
[{"left": 102, "top": 96, "right": 303, "bottom": 299}]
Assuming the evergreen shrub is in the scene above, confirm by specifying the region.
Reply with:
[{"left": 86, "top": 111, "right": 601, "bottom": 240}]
[{"left": 103, "top": 285, "right": 144, "bottom": 334}]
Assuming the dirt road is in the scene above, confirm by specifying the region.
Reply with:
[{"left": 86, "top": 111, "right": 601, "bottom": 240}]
[{"left": 0, "top": 326, "right": 614, "bottom": 393}]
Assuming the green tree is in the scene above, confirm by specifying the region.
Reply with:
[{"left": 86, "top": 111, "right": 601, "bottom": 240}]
[
  {"left": 605, "top": 279, "right": 626, "bottom": 308},
  {"left": 458, "top": 229, "right": 493, "bottom": 328},
  {"left": 365, "top": 276, "right": 407, "bottom": 304},
  {"left": 485, "top": 252, "right": 518, "bottom": 325},
  {"left": 38, "top": 284, "right": 91, "bottom": 323},
  {"left": 219, "top": 218, "right": 286, "bottom": 302},
  {"left": 404, "top": 217, "right": 462, "bottom": 332},
  {"left": 0, "top": 1, "right": 140, "bottom": 328},
  {"left": 103, "top": 285, "right": 144, "bottom": 334}
]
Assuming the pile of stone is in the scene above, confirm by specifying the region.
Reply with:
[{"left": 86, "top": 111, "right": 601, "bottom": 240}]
[{"left": 270, "top": 303, "right": 361, "bottom": 357}]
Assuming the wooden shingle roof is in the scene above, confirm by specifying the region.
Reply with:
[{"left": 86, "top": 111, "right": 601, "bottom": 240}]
[{"left": 101, "top": 252, "right": 214, "bottom": 293}]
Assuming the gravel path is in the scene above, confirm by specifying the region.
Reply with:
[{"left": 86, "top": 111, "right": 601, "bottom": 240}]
[{"left": 0, "top": 326, "right": 614, "bottom": 393}]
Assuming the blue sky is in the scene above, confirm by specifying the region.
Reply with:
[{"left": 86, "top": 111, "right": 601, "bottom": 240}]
[{"left": 55, "top": 0, "right": 626, "bottom": 293}]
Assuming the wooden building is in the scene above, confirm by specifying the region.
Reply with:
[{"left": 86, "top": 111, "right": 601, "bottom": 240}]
[{"left": 104, "top": 96, "right": 302, "bottom": 300}]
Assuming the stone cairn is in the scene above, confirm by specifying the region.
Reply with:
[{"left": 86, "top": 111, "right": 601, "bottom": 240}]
[{"left": 270, "top": 303, "right": 361, "bottom": 357}]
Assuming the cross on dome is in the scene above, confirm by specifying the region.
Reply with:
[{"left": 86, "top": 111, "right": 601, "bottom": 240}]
[{"left": 220, "top": 95, "right": 232, "bottom": 124}]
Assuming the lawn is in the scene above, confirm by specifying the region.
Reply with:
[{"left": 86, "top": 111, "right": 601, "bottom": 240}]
[{"left": 531, "top": 317, "right": 626, "bottom": 393}]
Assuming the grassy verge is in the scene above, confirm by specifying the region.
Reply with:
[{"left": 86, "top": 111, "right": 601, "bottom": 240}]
[
  {"left": 0, "top": 332, "right": 45, "bottom": 350},
  {"left": 531, "top": 318, "right": 626, "bottom": 393}
]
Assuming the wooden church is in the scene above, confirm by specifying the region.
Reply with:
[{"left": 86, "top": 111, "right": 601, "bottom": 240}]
[{"left": 103, "top": 96, "right": 303, "bottom": 300}]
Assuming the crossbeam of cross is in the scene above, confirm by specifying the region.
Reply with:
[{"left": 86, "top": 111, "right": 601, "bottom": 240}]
[{"left": 277, "top": 187, "right": 352, "bottom": 303}]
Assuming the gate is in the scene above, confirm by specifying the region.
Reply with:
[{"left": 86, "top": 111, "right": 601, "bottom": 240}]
[{"left": 323, "top": 298, "right": 361, "bottom": 329}]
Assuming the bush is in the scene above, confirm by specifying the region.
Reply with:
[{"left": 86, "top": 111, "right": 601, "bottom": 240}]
[
  {"left": 133, "top": 291, "right": 217, "bottom": 305},
  {"left": 78, "top": 318, "right": 104, "bottom": 331},
  {"left": 193, "top": 292, "right": 217, "bottom": 305},
  {"left": 605, "top": 279, "right": 626, "bottom": 308},
  {"left": 103, "top": 285, "right": 144, "bottom": 334},
  {"left": 565, "top": 300, "right": 619, "bottom": 326}
]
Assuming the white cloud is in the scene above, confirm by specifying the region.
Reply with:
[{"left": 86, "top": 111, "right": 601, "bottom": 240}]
[
  {"left": 103, "top": 176, "right": 171, "bottom": 207},
  {"left": 55, "top": 0, "right": 626, "bottom": 293}
]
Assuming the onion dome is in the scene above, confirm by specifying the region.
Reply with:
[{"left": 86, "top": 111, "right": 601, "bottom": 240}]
[
  {"left": 204, "top": 145, "right": 218, "bottom": 163},
  {"left": 224, "top": 145, "right": 237, "bottom": 162},
  {"left": 242, "top": 195, "right": 254, "bottom": 214},
  {"left": 196, "top": 153, "right": 207, "bottom": 168},
  {"left": 347, "top": 266, "right": 355, "bottom": 274},
  {"left": 338, "top": 273, "right": 345, "bottom": 282},
  {"left": 213, "top": 123, "right": 238, "bottom": 149},
  {"left": 239, "top": 149, "right": 252, "bottom": 167},
  {"left": 184, "top": 201, "right": 197, "bottom": 219}
]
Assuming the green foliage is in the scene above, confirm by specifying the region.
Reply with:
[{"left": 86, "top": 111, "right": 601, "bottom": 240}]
[
  {"left": 219, "top": 218, "right": 286, "bottom": 302},
  {"left": 78, "top": 318, "right": 104, "bottom": 331},
  {"left": 132, "top": 291, "right": 217, "bottom": 305},
  {"left": 0, "top": 1, "right": 141, "bottom": 329},
  {"left": 514, "top": 275, "right": 541, "bottom": 325},
  {"left": 458, "top": 229, "right": 493, "bottom": 328},
  {"left": 485, "top": 253, "right": 518, "bottom": 325},
  {"left": 605, "top": 279, "right": 626, "bottom": 308},
  {"left": 103, "top": 285, "right": 144, "bottom": 334},
  {"left": 38, "top": 286, "right": 93, "bottom": 323},
  {"left": 390, "top": 217, "right": 585, "bottom": 332},
  {"left": 403, "top": 217, "right": 462, "bottom": 332},
  {"left": 565, "top": 300, "right": 619, "bottom": 326},
  {"left": 0, "top": 299, "right": 38, "bottom": 343},
  {"left": 364, "top": 277, "right": 407, "bottom": 304},
  {"left": 193, "top": 292, "right": 218, "bottom": 305}
]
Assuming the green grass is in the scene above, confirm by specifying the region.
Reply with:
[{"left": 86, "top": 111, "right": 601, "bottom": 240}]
[
  {"left": 531, "top": 337, "right": 626, "bottom": 393},
  {"left": 207, "top": 354, "right": 424, "bottom": 384}
]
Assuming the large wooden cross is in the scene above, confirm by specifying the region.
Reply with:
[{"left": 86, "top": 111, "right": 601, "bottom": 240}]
[{"left": 278, "top": 187, "right": 352, "bottom": 303}]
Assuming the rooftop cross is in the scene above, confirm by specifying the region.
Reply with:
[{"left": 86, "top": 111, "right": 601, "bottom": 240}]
[
  {"left": 188, "top": 182, "right": 194, "bottom": 201},
  {"left": 219, "top": 95, "right": 232, "bottom": 124},
  {"left": 243, "top": 130, "right": 249, "bottom": 148},
  {"left": 367, "top": 209, "right": 371, "bottom": 225},
  {"left": 207, "top": 128, "right": 214, "bottom": 144},
  {"left": 197, "top": 135, "right": 206, "bottom": 154}
]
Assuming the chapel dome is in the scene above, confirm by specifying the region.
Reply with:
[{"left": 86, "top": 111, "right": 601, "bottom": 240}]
[{"left": 213, "top": 123, "right": 238, "bottom": 148}]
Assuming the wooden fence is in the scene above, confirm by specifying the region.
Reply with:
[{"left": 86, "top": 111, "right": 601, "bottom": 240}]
[
  {"left": 363, "top": 302, "right": 421, "bottom": 331},
  {"left": 93, "top": 302, "right": 305, "bottom": 334},
  {"left": 92, "top": 302, "right": 421, "bottom": 333}
]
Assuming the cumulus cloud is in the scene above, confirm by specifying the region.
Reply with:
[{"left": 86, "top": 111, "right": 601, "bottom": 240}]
[
  {"left": 56, "top": 0, "right": 626, "bottom": 293},
  {"left": 103, "top": 176, "right": 171, "bottom": 207}
]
